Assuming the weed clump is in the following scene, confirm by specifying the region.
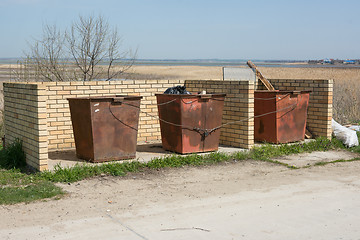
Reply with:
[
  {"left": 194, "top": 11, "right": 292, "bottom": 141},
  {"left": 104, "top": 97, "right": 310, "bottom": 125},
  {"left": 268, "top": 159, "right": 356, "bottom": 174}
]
[{"left": 0, "top": 139, "right": 26, "bottom": 170}]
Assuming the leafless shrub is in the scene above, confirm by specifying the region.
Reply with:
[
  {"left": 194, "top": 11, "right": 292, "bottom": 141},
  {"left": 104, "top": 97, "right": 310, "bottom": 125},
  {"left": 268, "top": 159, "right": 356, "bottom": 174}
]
[{"left": 19, "top": 15, "right": 135, "bottom": 82}]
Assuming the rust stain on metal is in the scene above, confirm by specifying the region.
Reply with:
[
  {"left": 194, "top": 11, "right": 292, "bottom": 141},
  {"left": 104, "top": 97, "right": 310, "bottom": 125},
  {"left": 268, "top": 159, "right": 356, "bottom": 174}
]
[
  {"left": 254, "top": 90, "right": 311, "bottom": 144},
  {"left": 156, "top": 94, "right": 226, "bottom": 154},
  {"left": 68, "top": 95, "right": 142, "bottom": 163}
]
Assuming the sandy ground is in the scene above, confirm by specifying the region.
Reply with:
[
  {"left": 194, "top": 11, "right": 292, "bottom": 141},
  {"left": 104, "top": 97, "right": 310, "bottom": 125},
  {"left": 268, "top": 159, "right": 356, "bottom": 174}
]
[
  {"left": 129, "top": 65, "right": 360, "bottom": 82},
  {"left": 3, "top": 64, "right": 360, "bottom": 82},
  {"left": 1, "top": 150, "right": 360, "bottom": 240}
]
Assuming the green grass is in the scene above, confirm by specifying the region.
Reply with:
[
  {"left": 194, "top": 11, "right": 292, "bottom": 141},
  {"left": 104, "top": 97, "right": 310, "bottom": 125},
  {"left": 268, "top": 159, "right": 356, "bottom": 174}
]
[
  {"left": 0, "top": 168, "right": 64, "bottom": 205},
  {"left": 0, "top": 180, "right": 64, "bottom": 205},
  {"left": 314, "top": 158, "right": 360, "bottom": 166},
  {"left": 0, "top": 140, "right": 64, "bottom": 205},
  {"left": 0, "top": 139, "right": 26, "bottom": 170},
  {"left": 0, "top": 136, "right": 358, "bottom": 205},
  {"left": 38, "top": 136, "right": 344, "bottom": 183}
]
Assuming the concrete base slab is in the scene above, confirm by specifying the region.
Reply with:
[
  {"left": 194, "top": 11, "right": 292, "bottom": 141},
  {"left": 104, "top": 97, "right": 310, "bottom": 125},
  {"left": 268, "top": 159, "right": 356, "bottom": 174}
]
[
  {"left": 47, "top": 140, "right": 351, "bottom": 171},
  {"left": 275, "top": 150, "right": 359, "bottom": 167},
  {"left": 48, "top": 142, "right": 246, "bottom": 171}
]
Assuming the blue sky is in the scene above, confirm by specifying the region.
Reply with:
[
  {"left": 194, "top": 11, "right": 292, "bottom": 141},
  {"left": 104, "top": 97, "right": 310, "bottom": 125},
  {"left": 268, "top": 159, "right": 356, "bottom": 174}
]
[{"left": 0, "top": 0, "right": 359, "bottom": 60}]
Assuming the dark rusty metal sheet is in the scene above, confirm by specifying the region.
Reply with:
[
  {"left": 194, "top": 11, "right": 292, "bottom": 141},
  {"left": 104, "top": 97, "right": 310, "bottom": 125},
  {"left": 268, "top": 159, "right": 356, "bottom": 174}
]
[
  {"left": 254, "top": 90, "right": 311, "bottom": 144},
  {"left": 156, "top": 94, "right": 226, "bottom": 154},
  {"left": 68, "top": 95, "right": 142, "bottom": 162}
]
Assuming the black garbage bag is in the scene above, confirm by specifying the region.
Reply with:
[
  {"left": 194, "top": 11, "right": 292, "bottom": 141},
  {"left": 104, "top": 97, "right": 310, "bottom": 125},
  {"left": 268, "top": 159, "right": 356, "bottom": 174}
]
[{"left": 164, "top": 85, "right": 191, "bottom": 94}]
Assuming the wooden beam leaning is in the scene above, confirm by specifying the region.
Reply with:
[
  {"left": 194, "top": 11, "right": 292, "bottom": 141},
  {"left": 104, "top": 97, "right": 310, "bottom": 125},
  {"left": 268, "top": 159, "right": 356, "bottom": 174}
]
[{"left": 247, "top": 60, "right": 275, "bottom": 90}]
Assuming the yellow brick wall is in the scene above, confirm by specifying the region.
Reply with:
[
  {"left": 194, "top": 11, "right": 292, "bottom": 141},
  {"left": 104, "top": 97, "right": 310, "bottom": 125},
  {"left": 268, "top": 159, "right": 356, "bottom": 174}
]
[
  {"left": 3, "top": 78, "right": 332, "bottom": 171},
  {"left": 185, "top": 80, "right": 254, "bottom": 149},
  {"left": 3, "top": 83, "right": 48, "bottom": 171},
  {"left": 45, "top": 80, "right": 185, "bottom": 150},
  {"left": 257, "top": 79, "right": 333, "bottom": 139}
]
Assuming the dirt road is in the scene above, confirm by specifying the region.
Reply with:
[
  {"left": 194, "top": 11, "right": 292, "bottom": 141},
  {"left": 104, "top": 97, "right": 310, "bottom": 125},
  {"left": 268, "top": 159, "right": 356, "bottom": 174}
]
[{"left": 1, "top": 151, "right": 360, "bottom": 240}]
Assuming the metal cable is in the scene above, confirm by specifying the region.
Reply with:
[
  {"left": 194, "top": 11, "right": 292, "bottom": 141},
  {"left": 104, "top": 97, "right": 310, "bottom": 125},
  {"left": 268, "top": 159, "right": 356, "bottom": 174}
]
[
  {"left": 156, "top": 98, "right": 177, "bottom": 105},
  {"left": 208, "top": 100, "right": 299, "bottom": 133},
  {"left": 118, "top": 94, "right": 301, "bottom": 138},
  {"left": 108, "top": 104, "right": 139, "bottom": 131}
]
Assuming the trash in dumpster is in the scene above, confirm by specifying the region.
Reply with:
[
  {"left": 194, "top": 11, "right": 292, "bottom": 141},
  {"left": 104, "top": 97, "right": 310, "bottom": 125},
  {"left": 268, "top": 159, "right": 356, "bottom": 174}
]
[{"left": 164, "top": 85, "right": 191, "bottom": 94}]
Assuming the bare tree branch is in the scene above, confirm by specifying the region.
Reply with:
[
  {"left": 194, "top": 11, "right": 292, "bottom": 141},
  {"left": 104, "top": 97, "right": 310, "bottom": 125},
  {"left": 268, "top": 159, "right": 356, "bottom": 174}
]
[{"left": 19, "top": 15, "right": 135, "bottom": 82}]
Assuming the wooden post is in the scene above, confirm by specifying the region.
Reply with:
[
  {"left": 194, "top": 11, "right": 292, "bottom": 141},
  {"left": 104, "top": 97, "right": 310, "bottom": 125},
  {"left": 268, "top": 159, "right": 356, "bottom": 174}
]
[{"left": 247, "top": 60, "right": 275, "bottom": 90}]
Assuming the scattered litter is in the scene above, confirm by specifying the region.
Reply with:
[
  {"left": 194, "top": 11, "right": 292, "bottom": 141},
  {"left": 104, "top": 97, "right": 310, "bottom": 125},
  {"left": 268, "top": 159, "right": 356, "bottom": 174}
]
[
  {"left": 164, "top": 85, "right": 191, "bottom": 94},
  {"left": 332, "top": 119, "right": 359, "bottom": 147},
  {"left": 348, "top": 125, "right": 360, "bottom": 132}
]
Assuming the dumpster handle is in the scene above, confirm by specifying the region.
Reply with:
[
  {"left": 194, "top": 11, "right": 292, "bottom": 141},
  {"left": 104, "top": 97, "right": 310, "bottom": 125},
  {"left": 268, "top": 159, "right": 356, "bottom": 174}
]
[{"left": 112, "top": 97, "right": 125, "bottom": 103}]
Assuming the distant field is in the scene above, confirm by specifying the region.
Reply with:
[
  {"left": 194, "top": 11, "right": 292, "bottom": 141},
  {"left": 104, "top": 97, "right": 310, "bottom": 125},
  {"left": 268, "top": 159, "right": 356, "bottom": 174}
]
[{"left": 1, "top": 64, "right": 360, "bottom": 124}]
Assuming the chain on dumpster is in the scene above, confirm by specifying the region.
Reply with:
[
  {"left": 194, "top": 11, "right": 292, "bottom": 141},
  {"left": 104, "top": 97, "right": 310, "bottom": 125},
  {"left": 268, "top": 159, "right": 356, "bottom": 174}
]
[{"left": 109, "top": 94, "right": 300, "bottom": 138}]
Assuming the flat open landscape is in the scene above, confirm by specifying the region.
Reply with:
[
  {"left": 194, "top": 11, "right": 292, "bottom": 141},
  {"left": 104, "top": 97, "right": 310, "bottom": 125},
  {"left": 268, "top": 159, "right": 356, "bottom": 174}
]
[
  {"left": 128, "top": 65, "right": 360, "bottom": 82},
  {"left": 1, "top": 64, "right": 360, "bottom": 239},
  {"left": 3, "top": 64, "right": 360, "bottom": 81}
]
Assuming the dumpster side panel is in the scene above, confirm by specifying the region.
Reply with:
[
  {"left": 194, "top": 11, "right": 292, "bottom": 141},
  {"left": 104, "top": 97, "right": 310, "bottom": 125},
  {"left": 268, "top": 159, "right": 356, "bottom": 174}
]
[
  {"left": 91, "top": 98, "right": 141, "bottom": 162},
  {"left": 68, "top": 99, "right": 94, "bottom": 160},
  {"left": 181, "top": 97, "right": 205, "bottom": 153},
  {"left": 254, "top": 91, "right": 278, "bottom": 143},
  {"left": 277, "top": 93, "right": 310, "bottom": 143},
  {"left": 202, "top": 96, "right": 225, "bottom": 152},
  {"left": 156, "top": 95, "right": 183, "bottom": 153}
]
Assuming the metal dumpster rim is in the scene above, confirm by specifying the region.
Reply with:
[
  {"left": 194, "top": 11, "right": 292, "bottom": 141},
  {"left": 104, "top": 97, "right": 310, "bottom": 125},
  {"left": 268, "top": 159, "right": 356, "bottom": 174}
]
[{"left": 67, "top": 95, "right": 143, "bottom": 101}]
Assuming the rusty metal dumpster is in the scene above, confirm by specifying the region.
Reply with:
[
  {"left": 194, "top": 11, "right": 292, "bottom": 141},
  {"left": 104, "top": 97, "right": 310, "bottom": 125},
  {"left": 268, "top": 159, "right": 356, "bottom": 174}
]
[
  {"left": 68, "top": 95, "right": 142, "bottom": 162},
  {"left": 254, "top": 90, "right": 311, "bottom": 144},
  {"left": 156, "top": 94, "right": 226, "bottom": 154}
]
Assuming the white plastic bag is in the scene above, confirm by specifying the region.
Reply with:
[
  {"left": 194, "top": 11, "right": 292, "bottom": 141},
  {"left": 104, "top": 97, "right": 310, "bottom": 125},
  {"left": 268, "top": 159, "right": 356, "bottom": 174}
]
[
  {"left": 348, "top": 125, "right": 360, "bottom": 131},
  {"left": 332, "top": 119, "right": 359, "bottom": 147}
]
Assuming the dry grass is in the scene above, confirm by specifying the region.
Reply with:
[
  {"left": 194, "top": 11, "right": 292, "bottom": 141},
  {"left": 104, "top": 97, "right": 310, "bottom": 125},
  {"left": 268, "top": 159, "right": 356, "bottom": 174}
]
[
  {"left": 332, "top": 79, "right": 360, "bottom": 124},
  {"left": 260, "top": 67, "right": 360, "bottom": 124},
  {"left": 0, "top": 64, "right": 360, "bottom": 126}
]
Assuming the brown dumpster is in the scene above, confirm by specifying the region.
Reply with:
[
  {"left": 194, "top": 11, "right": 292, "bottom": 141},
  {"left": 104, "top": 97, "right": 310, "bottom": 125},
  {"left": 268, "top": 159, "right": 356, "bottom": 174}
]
[
  {"left": 156, "top": 94, "right": 226, "bottom": 154},
  {"left": 254, "top": 90, "right": 311, "bottom": 144},
  {"left": 68, "top": 95, "right": 142, "bottom": 162}
]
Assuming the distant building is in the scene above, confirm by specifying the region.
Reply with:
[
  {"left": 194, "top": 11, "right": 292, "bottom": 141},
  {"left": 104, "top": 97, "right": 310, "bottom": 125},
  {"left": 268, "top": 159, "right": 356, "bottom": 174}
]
[
  {"left": 322, "top": 58, "right": 334, "bottom": 64},
  {"left": 343, "top": 59, "right": 356, "bottom": 64},
  {"left": 308, "top": 58, "right": 359, "bottom": 65}
]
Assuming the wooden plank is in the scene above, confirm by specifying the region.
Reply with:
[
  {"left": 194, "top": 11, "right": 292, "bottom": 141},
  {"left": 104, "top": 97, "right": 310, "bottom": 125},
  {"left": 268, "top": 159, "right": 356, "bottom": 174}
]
[
  {"left": 247, "top": 60, "right": 275, "bottom": 90},
  {"left": 305, "top": 128, "right": 313, "bottom": 139}
]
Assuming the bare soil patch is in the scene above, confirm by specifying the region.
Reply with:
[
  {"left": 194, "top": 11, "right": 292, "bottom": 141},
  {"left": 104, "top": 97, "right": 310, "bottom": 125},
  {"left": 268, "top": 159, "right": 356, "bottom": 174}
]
[{"left": 1, "top": 150, "right": 360, "bottom": 239}]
